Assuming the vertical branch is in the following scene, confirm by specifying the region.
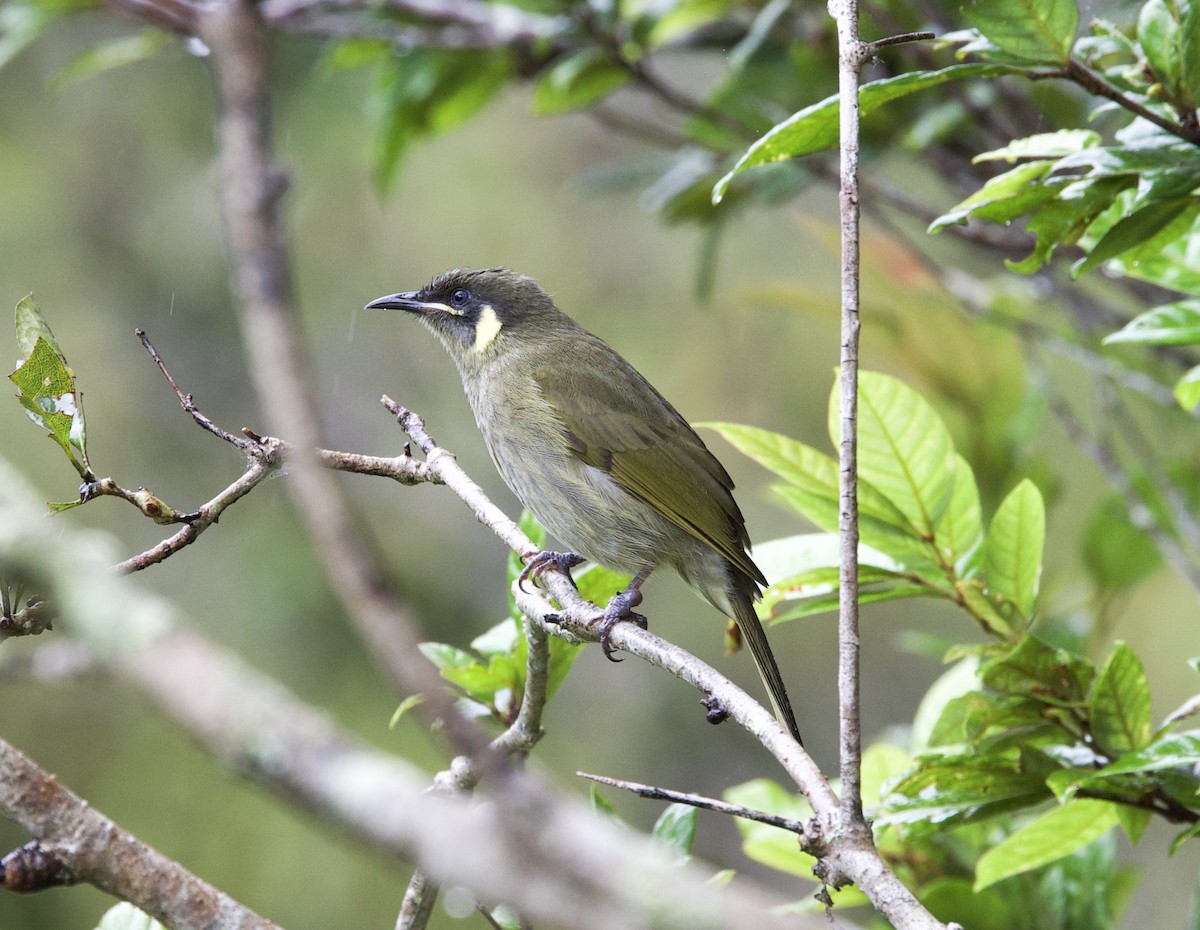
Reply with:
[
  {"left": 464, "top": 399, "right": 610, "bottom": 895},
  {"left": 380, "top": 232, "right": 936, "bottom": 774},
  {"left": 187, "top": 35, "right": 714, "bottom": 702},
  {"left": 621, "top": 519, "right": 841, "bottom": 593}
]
[
  {"left": 197, "top": 0, "right": 489, "bottom": 760},
  {"left": 829, "top": 0, "right": 866, "bottom": 831}
]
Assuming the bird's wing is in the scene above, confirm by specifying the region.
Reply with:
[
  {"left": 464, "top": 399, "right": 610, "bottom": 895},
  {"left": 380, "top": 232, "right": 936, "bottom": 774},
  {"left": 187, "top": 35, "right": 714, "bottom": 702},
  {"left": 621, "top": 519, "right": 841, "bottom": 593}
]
[{"left": 532, "top": 341, "right": 765, "bottom": 587}]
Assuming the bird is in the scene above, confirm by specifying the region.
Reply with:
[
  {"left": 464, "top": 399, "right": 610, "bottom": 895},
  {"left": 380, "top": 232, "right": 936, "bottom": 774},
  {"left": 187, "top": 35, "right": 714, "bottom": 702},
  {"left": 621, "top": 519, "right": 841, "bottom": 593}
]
[{"left": 367, "top": 268, "right": 801, "bottom": 744}]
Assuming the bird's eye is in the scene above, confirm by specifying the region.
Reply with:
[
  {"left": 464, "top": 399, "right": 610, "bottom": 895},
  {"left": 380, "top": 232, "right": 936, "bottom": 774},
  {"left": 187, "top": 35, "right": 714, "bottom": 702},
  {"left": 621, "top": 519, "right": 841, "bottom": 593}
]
[{"left": 451, "top": 289, "right": 470, "bottom": 307}]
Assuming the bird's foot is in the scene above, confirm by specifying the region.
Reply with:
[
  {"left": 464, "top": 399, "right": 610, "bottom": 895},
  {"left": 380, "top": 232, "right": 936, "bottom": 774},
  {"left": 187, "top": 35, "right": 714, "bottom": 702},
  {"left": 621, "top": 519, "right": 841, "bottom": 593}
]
[
  {"left": 589, "top": 587, "right": 648, "bottom": 663},
  {"left": 518, "top": 550, "right": 585, "bottom": 593}
]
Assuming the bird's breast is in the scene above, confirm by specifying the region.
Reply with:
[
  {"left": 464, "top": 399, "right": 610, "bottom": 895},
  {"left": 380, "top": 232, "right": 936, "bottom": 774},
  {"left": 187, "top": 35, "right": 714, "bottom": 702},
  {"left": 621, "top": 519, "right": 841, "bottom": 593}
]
[{"left": 463, "top": 368, "right": 692, "bottom": 574}]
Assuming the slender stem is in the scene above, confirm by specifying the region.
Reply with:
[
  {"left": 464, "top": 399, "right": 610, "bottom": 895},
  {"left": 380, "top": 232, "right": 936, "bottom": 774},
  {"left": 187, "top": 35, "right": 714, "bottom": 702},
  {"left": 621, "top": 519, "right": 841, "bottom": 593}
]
[
  {"left": 576, "top": 772, "right": 808, "bottom": 835},
  {"left": 829, "top": 0, "right": 865, "bottom": 832},
  {"left": 1062, "top": 59, "right": 1200, "bottom": 146}
]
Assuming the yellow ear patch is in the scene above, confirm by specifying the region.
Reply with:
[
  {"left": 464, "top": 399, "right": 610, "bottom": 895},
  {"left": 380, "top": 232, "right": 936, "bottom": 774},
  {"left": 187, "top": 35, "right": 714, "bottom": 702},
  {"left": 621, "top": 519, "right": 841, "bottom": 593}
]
[{"left": 472, "top": 304, "right": 503, "bottom": 353}]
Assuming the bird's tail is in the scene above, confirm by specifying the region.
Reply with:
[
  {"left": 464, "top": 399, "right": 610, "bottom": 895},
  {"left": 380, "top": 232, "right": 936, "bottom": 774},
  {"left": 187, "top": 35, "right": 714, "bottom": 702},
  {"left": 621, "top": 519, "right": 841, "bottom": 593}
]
[{"left": 729, "top": 586, "right": 803, "bottom": 746}]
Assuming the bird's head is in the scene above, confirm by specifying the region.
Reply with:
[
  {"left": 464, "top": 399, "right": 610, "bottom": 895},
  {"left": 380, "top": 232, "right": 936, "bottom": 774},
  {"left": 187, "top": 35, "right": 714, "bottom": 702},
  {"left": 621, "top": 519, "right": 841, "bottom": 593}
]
[{"left": 366, "top": 267, "right": 572, "bottom": 366}]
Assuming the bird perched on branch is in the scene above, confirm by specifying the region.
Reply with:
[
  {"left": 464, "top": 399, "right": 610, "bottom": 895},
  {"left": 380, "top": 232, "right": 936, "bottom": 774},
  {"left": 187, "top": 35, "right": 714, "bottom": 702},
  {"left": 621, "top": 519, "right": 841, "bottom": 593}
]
[{"left": 367, "top": 268, "right": 801, "bottom": 744}]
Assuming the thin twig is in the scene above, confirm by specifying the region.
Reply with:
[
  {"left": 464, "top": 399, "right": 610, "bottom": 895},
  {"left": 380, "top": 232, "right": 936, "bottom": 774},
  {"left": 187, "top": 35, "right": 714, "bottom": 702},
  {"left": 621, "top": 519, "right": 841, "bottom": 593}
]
[
  {"left": 1062, "top": 59, "right": 1200, "bottom": 146},
  {"left": 577, "top": 771, "right": 807, "bottom": 833},
  {"left": 137, "top": 328, "right": 255, "bottom": 451}
]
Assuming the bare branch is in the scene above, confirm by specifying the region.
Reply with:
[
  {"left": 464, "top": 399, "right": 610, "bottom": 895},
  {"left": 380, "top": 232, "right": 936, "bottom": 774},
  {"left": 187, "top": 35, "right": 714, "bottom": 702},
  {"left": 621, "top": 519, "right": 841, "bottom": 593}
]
[
  {"left": 137, "top": 328, "right": 256, "bottom": 451},
  {"left": 828, "top": 0, "right": 866, "bottom": 834},
  {"left": 0, "top": 738, "right": 281, "bottom": 930},
  {"left": 198, "top": 0, "right": 489, "bottom": 758},
  {"left": 577, "top": 771, "right": 808, "bottom": 833}
]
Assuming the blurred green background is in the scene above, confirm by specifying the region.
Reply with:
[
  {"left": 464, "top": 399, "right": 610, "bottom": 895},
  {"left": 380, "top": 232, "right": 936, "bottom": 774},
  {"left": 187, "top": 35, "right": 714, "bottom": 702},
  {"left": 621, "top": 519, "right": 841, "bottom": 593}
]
[{"left": 2, "top": 7, "right": 1199, "bottom": 929}]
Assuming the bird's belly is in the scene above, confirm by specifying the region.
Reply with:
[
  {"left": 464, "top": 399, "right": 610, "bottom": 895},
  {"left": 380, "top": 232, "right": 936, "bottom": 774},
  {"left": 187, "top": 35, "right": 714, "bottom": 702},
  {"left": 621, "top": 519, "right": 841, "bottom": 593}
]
[{"left": 491, "top": 438, "right": 688, "bottom": 575}]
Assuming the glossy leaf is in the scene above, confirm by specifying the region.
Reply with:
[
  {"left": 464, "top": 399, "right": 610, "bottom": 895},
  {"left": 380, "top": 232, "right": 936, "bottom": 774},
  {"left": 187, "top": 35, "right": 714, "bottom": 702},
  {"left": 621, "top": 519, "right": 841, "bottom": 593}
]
[
  {"left": 713, "top": 63, "right": 1021, "bottom": 202},
  {"left": 933, "top": 455, "right": 985, "bottom": 577},
  {"left": 1137, "top": 0, "right": 1186, "bottom": 102},
  {"left": 1006, "top": 176, "right": 1133, "bottom": 274},
  {"left": 1085, "top": 732, "right": 1200, "bottom": 779},
  {"left": 706, "top": 422, "right": 930, "bottom": 557},
  {"left": 1073, "top": 197, "right": 1200, "bottom": 277},
  {"left": 878, "top": 754, "right": 1049, "bottom": 829},
  {"left": 1090, "top": 642, "right": 1152, "bottom": 758},
  {"left": 982, "top": 636, "right": 1094, "bottom": 707},
  {"left": 833, "top": 370, "right": 958, "bottom": 538},
  {"left": 1104, "top": 300, "right": 1200, "bottom": 346},
  {"left": 929, "top": 160, "right": 1056, "bottom": 232},
  {"left": 985, "top": 479, "right": 1045, "bottom": 620},
  {"left": 963, "top": 0, "right": 1079, "bottom": 64},
  {"left": 974, "top": 129, "right": 1100, "bottom": 163},
  {"left": 974, "top": 798, "right": 1119, "bottom": 890}
]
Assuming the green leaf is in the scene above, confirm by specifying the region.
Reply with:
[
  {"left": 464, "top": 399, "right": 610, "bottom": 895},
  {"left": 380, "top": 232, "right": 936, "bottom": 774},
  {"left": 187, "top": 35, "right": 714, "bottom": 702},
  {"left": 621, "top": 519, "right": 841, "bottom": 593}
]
[
  {"left": 877, "top": 754, "right": 1049, "bottom": 829},
  {"left": 1090, "top": 642, "right": 1152, "bottom": 758},
  {"left": 713, "top": 63, "right": 1023, "bottom": 202},
  {"left": 930, "top": 160, "right": 1059, "bottom": 232},
  {"left": 1086, "top": 732, "right": 1200, "bottom": 779},
  {"left": 651, "top": 803, "right": 697, "bottom": 860},
  {"left": 418, "top": 642, "right": 476, "bottom": 672},
  {"left": 974, "top": 129, "right": 1101, "bottom": 163},
  {"left": 985, "top": 479, "right": 1045, "bottom": 620},
  {"left": 975, "top": 798, "right": 1119, "bottom": 890},
  {"left": 10, "top": 300, "right": 94, "bottom": 481},
  {"left": 1137, "top": 0, "right": 1185, "bottom": 102},
  {"left": 705, "top": 422, "right": 929, "bottom": 557},
  {"left": 963, "top": 0, "right": 1079, "bottom": 64},
  {"left": 724, "top": 778, "right": 813, "bottom": 876},
  {"left": 1182, "top": 0, "right": 1200, "bottom": 106},
  {"left": 531, "top": 48, "right": 630, "bottom": 115},
  {"left": 52, "top": 29, "right": 173, "bottom": 88},
  {"left": 982, "top": 636, "right": 1094, "bottom": 707},
  {"left": 388, "top": 694, "right": 425, "bottom": 728},
  {"left": 573, "top": 562, "right": 632, "bottom": 609},
  {"left": 1171, "top": 820, "right": 1200, "bottom": 854},
  {"left": 1006, "top": 176, "right": 1133, "bottom": 274},
  {"left": 934, "top": 455, "right": 984, "bottom": 577},
  {"left": 370, "top": 49, "right": 511, "bottom": 191},
  {"left": 97, "top": 903, "right": 170, "bottom": 930},
  {"left": 1176, "top": 365, "right": 1200, "bottom": 412},
  {"left": 918, "top": 878, "right": 1013, "bottom": 930},
  {"left": 1104, "top": 300, "right": 1200, "bottom": 346},
  {"left": 1115, "top": 804, "right": 1152, "bottom": 844},
  {"left": 836, "top": 371, "right": 959, "bottom": 538},
  {"left": 1073, "top": 197, "right": 1200, "bottom": 277},
  {"left": 545, "top": 636, "right": 584, "bottom": 700},
  {"left": 1081, "top": 493, "right": 1163, "bottom": 592}
]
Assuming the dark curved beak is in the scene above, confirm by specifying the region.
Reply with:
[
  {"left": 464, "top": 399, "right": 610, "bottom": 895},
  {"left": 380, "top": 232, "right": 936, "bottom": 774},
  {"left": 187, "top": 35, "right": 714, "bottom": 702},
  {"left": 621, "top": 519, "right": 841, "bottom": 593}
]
[{"left": 365, "top": 291, "right": 424, "bottom": 312}]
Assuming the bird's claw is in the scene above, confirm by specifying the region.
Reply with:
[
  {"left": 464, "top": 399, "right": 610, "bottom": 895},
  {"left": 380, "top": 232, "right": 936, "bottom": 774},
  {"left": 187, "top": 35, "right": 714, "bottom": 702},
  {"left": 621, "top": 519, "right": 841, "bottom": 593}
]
[
  {"left": 589, "top": 587, "right": 647, "bottom": 662},
  {"left": 518, "top": 550, "right": 585, "bottom": 593}
]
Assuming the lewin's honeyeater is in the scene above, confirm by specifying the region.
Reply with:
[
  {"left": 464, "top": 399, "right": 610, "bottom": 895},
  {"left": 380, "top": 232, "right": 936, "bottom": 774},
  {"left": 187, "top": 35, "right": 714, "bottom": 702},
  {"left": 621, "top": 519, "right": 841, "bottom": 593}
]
[{"left": 367, "top": 268, "right": 801, "bottom": 744}]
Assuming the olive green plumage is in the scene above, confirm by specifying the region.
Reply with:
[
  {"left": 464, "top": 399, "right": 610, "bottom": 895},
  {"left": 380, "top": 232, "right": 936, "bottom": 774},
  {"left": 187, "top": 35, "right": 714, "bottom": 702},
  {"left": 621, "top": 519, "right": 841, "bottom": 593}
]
[{"left": 367, "top": 267, "right": 801, "bottom": 744}]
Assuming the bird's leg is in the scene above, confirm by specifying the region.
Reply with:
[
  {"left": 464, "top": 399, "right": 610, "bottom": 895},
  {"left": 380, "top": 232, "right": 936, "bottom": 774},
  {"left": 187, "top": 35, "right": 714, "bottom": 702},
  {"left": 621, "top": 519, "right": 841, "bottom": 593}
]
[
  {"left": 518, "top": 550, "right": 586, "bottom": 593},
  {"left": 590, "top": 568, "right": 653, "bottom": 662}
]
